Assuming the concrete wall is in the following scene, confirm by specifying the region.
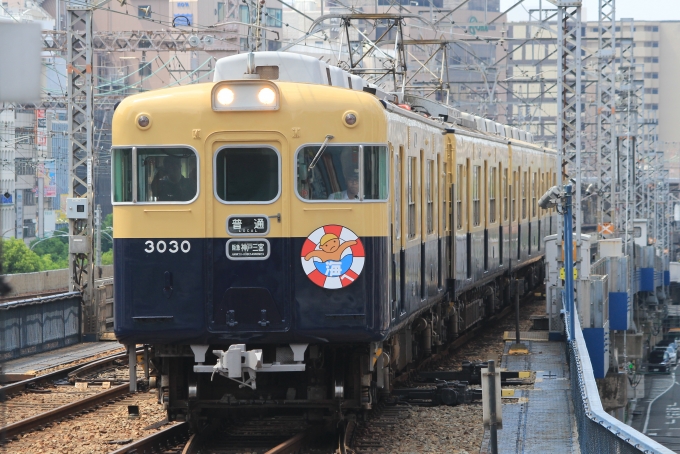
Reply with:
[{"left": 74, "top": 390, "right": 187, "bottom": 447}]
[
  {"left": 1, "top": 266, "right": 113, "bottom": 297},
  {"left": 659, "top": 22, "right": 680, "bottom": 144}
]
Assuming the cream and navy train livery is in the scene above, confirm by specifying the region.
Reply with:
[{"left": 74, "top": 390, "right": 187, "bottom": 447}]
[{"left": 112, "top": 52, "right": 557, "bottom": 422}]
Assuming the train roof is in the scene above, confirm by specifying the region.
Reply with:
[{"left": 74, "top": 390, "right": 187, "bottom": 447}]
[{"left": 213, "top": 52, "right": 544, "bottom": 148}]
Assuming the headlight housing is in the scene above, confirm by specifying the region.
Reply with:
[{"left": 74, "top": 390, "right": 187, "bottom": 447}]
[{"left": 211, "top": 80, "right": 280, "bottom": 111}]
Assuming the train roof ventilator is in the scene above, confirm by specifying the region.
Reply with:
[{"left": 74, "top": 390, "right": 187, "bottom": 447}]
[{"left": 192, "top": 343, "right": 308, "bottom": 390}]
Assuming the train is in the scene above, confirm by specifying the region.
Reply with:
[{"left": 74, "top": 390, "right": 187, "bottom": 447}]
[{"left": 111, "top": 51, "right": 558, "bottom": 425}]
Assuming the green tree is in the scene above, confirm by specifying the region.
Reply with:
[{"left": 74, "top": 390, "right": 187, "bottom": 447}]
[
  {"left": 101, "top": 249, "right": 113, "bottom": 265},
  {"left": 29, "top": 229, "right": 69, "bottom": 269},
  {"left": 2, "top": 238, "right": 44, "bottom": 274},
  {"left": 101, "top": 213, "right": 113, "bottom": 253}
]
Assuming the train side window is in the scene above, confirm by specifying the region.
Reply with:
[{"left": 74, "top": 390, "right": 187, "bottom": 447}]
[
  {"left": 502, "top": 168, "right": 508, "bottom": 221},
  {"left": 532, "top": 172, "right": 537, "bottom": 218},
  {"left": 472, "top": 165, "right": 481, "bottom": 227},
  {"left": 426, "top": 159, "right": 434, "bottom": 234},
  {"left": 296, "top": 145, "right": 387, "bottom": 201},
  {"left": 363, "top": 146, "right": 388, "bottom": 200},
  {"left": 456, "top": 165, "right": 463, "bottom": 230},
  {"left": 408, "top": 157, "right": 416, "bottom": 238},
  {"left": 521, "top": 171, "right": 527, "bottom": 220},
  {"left": 215, "top": 147, "right": 279, "bottom": 203},
  {"left": 395, "top": 147, "right": 402, "bottom": 240},
  {"left": 512, "top": 171, "right": 517, "bottom": 222},
  {"left": 113, "top": 148, "right": 133, "bottom": 202},
  {"left": 489, "top": 166, "right": 497, "bottom": 224},
  {"left": 112, "top": 147, "right": 198, "bottom": 203}
]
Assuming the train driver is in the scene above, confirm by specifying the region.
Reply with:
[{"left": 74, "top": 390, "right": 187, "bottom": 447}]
[
  {"left": 151, "top": 157, "right": 194, "bottom": 201},
  {"left": 328, "top": 159, "right": 359, "bottom": 200}
]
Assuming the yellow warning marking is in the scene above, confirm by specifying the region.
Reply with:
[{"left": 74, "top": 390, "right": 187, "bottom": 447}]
[
  {"left": 518, "top": 371, "right": 531, "bottom": 378},
  {"left": 503, "top": 331, "right": 549, "bottom": 341},
  {"left": 502, "top": 389, "right": 515, "bottom": 397}
]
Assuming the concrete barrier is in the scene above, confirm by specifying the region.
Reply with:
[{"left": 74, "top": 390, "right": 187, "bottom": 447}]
[{"left": 1, "top": 266, "right": 113, "bottom": 298}]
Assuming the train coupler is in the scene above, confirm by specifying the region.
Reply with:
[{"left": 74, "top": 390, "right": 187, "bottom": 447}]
[{"left": 192, "top": 343, "right": 308, "bottom": 390}]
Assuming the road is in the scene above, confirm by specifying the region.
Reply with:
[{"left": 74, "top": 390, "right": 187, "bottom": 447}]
[{"left": 631, "top": 363, "right": 680, "bottom": 452}]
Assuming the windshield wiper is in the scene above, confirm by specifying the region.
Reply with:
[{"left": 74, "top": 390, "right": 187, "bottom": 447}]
[{"left": 307, "top": 135, "right": 334, "bottom": 172}]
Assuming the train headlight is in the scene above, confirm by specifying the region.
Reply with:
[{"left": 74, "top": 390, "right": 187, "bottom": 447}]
[
  {"left": 211, "top": 81, "right": 279, "bottom": 111},
  {"left": 216, "top": 87, "right": 235, "bottom": 106},
  {"left": 258, "top": 87, "right": 276, "bottom": 105}
]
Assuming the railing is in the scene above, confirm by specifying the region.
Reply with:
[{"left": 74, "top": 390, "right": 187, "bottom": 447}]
[
  {"left": 0, "top": 292, "right": 81, "bottom": 361},
  {"left": 568, "top": 314, "right": 674, "bottom": 454}
]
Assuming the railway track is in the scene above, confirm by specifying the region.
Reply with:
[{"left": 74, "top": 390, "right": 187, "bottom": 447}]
[
  {"left": 0, "top": 348, "right": 159, "bottom": 450},
  {"left": 343, "top": 291, "right": 544, "bottom": 454},
  {"left": 110, "top": 418, "right": 316, "bottom": 454}
]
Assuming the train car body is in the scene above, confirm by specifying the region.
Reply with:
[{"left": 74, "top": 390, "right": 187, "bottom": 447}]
[{"left": 111, "top": 52, "right": 557, "bottom": 421}]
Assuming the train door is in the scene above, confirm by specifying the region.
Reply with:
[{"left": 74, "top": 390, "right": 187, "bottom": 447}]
[
  {"left": 393, "top": 145, "right": 404, "bottom": 319},
  {"left": 208, "top": 134, "right": 291, "bottom": 333}
]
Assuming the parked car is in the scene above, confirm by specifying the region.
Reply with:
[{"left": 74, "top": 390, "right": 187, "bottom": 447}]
[{"left": 648, "top": 349, "right": 672, "bottom": 374}]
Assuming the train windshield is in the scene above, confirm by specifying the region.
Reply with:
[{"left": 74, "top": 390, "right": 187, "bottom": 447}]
[
  {"left": 296, "top": 145, "right": 388, "bottom": 201},
  {"left": 214, "top": 146, "right": 280, "bottom": 203},
  {"left": 112, "top": 147, "right": 198, "bottom": 203}
]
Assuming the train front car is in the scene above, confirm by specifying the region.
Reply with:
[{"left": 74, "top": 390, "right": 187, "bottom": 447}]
[{"left": 112, "top": 52, "right": 390, "bottom": 421}]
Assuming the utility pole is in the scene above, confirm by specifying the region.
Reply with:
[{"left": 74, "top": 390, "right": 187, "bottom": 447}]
[
  {"left": 66, "top": 0, "right": 95, "bottom": 336},
  {"left": 95, "top": 204, "right": 101, "bottom": 266},
  {"left": 596, "top": 0, "right": 615, "bottom": 238},
  {"left": 550, "top": 0, "right": 583, "bottom": 314}
]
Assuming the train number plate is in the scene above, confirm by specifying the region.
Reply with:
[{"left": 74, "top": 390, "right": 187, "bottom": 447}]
[
  {"left": 226, "top": 239, "right": 270, "bottom": 260},
  {"left": 226, "top": 215, "right": 269, "bottom": 235}
]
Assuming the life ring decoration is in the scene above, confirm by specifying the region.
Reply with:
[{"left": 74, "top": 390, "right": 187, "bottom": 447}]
[{"left": 300, "top": 225, "right": 365, "bottom": 289}]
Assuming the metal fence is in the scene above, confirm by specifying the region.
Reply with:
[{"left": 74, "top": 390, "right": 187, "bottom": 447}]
[
  {"left": 570, "top": 314, "right": 674, "bottom": 454},
  {"left": 0, "top": 292, "right": 81, "bottom": 362}
]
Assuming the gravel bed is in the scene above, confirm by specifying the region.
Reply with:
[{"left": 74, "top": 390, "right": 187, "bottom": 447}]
[
  {"left": 0, "top": 385, "right": 102, "bottom": 426},
  {"left": 0, "top": 389, "right": 174, "bottom": 454},
  {"left": 348, "top": 294, "right": 546, "bottom": 454}
]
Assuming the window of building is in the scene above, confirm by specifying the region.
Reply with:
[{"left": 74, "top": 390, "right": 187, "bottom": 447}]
[
  {"left": 217, "top": 2, "right": 225, "bottom": 22},
  {"left": 651, "top": 104, "right": 659, "bottom": 110},
  {"left": 266, "top": 8, "right": 282, "bottom": 27},
  {"left": 426, "top": 160, "right": 434, "bottom": 234},
  {"left": 23, "top": 189, "right": 35, "bottom": 206},
  {"left": 15, "top": 159, "right": 33, "bottom": 176},
  {"left": 137, "top": 5, "right": 151, "bottom": 18},
  {"left": 267, "top": 41, "right": 281, "bottom": 51},
  {"left": 23, "top": 219, "right": 35, "bottom": 238},
  {"left": 112, "top": 147, "right": 198, "bottom": 203},
  {"left": 472, "top": 165, "right": 481, "bottom": 227},
  {"left": 15, "top": 127, "right": 33, "bottom": 145},
  {"left": 468, "top": 0, "right": 500, "bottom": 12},
  {"left": 239, "top": 5, "right": 249, "bottom": 23},
  {"left": 296, "top": 145, "right": 387, "bottom": 202},
  {"left": 408, "top": 157, "right": 416, "bottom": 238},
  {"left": 489, "top": 166, "right": 496, "bottom": 224},
  {"left": 217, "top": 147, "right": 278, "bottom": 203}
]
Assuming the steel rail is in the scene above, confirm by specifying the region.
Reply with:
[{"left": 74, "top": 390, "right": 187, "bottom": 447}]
[
  {"left": 109, "top": 421, "right": 191, "bottom": 454},
  {"left": 264, "top": 430, "right": 312, "bottom": 454},
  {"left": 0, "top": 383, "right": 130, "bottom": 439},
  {"left": 0, "top": 348, "right": 133, "bottom": 398}
]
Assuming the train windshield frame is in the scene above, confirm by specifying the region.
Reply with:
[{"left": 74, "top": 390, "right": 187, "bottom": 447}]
[
  {"left": 295, "top": 144, "right": 388, "bottom": 202},
  {"left": 111, "top": 146, "right": 199, "bottom": 204}
]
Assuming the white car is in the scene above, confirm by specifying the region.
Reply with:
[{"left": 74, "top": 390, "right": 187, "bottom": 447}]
[{"left": 654, "top": 345, "right": 677, "bottom": 366}]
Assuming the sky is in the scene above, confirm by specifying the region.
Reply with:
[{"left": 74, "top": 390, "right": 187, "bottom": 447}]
[{"left": 501, "top": 0, "right": 680, "bottom": 22}]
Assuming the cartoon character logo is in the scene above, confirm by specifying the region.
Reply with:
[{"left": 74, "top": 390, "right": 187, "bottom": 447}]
[{"left": 301, "top": 225, "right": 365, "bottom": 289}]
